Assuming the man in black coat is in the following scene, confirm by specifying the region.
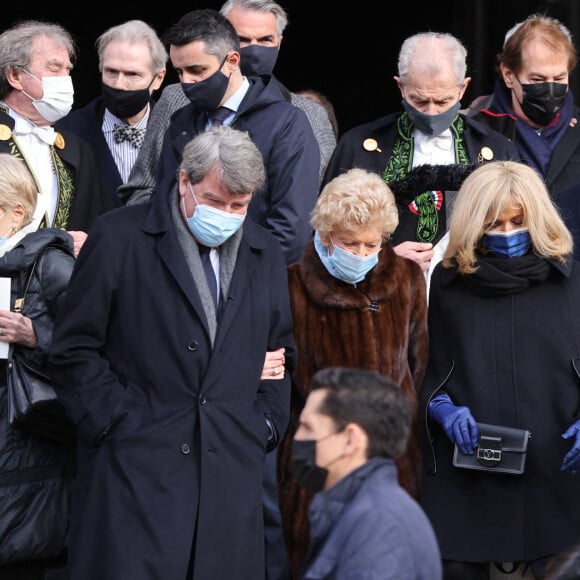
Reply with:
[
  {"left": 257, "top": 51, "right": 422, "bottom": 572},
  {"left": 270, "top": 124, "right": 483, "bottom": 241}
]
[
  {"left": 56, "top": 19, "right": 167, "bottom": 207},
  {"left": 322, "top": 31, "right": 519, "bottom": 273},
  {"left": 131, "top": 9, "right": 320, "bottom": 267},
  {"left": 49, "top": 125, "right": 295, "bottom": 580}
]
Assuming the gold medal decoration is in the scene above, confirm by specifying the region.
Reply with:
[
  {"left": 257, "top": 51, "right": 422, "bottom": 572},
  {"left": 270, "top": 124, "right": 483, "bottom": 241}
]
[
  {"left": 480, "top": 146, "right": 494, "bottom": 161},
  {"left": 54, "top": 132, "right": 65, "bottom": 149},
  {"left": 0, "top": 125, "right": 12, "bottom": 141},
  {"left": 363, "top": 138, "right": 382, "bottom": 153}
]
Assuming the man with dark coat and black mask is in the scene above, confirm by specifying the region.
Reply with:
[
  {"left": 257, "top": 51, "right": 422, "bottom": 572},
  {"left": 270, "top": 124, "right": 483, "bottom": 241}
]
[
  {"left": 122, "top": 9, "right": 320, "bottom": 268},
  {"left": 56, "top": 19, "right": 167, "bottom": 207},
  {"left": 468, "top": 14, "right": 580, "bottom": 200}
]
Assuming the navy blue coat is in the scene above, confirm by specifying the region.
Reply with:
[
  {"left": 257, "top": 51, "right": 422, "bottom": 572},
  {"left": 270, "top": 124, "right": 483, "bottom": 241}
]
[
  {"left": 304, "top": 458, "right": 442, "bottom": 580},
  {"left": 48, "top": 189, "right": 295, "bottom": 580},
  {"left": 158, "top": 75, "right": 320, "bottom": 265},
  {"left": 556, "top": 183, "right": 580, "bottom": 261}
]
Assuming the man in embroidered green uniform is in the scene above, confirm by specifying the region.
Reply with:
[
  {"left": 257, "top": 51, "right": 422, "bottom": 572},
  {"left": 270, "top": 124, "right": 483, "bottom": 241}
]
[
  {"left": 0, "top": 20, "right": 113, "bottom": 256},
  {"left": 322, "top": 31, "right": 519, "bottom": 273}
]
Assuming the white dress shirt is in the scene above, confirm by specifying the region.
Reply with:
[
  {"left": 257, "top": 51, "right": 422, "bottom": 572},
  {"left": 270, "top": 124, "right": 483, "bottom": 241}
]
[
  {"left": 9, "top": 109, "right": 58, "bottom": 230},
  {"left": 103, "top": 108, "right": 150, "bottom": 184},
  {"left": 412, "top": 128, "right": 455, "bottom": 167}
]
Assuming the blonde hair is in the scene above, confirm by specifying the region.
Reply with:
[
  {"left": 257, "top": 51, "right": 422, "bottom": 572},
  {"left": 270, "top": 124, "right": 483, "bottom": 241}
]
[
  {"left": 311, "top": 168, "right": 399, "bottom": 242},
  {"left": 0, "top": 154, "right": 37, "bottom": 227},
  {"left": 444, "top": 161, "right": 573, "bottom": 273}
]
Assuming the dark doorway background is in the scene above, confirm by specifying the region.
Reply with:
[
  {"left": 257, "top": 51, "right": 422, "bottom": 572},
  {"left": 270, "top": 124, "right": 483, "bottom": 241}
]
[{"left": 3, "top": 0, "right": 578, "bottom": 137}]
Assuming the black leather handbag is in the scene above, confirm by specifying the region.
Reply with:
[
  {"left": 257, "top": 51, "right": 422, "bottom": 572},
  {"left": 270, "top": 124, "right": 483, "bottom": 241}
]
[
  {"left": 453, "top": 422, "right": 531, "bottom": 475},
  {"left": 7, "top": 352, "right": 75, "bottom": 445},
  {"left": 5, "top": 257, "right": 75, "bottom": 445}
]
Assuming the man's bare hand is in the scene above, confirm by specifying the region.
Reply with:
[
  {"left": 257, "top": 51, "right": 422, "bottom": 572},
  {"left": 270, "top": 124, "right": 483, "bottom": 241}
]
[
  {"left": 68, "top": 231, "right": 88, "bottom": 258},
  {"left": 394, "top": 241, "right": 434, "bottom": 272}
]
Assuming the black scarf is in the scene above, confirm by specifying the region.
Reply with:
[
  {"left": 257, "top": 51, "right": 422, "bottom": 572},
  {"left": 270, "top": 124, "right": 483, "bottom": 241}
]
[{"left": 461, "top": 252, "right": 551, "bottom": 296}]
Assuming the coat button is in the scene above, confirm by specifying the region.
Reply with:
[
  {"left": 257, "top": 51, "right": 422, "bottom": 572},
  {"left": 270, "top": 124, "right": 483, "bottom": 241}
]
[
  {"left": 181, "top": 443, "right": 191, "bottom": 454},
  {"left": 187, "top": 340, "right": 199, "bottom": 351},
  {"left": 199, "top": 395, "right": 207, "bottom": 405}
]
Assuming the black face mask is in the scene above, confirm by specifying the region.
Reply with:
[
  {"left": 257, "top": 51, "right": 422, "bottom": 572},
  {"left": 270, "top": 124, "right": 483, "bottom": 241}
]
[
  {"left": 239, "top": 45, "right": 279, "bottom": 76},
  {"left": 181, "top": 55, "right": 230, "bottom": 113},
  {"left": 102, "top": 82, "right": 152, "bottom": 120},
  {"left": 401, "top": 99, "right": 461, "bottom": 136},
  {"left": 517, "top": 79, "right": 567, "bottom": 126},
  {"left": 290, "top": 439, "right": 329, "bottom": 493}
]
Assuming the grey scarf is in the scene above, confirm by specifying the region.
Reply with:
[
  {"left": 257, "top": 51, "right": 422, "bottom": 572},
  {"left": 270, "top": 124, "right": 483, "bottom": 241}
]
[{"left": 170, "top": 188, "right": 242, "bottom": 344}]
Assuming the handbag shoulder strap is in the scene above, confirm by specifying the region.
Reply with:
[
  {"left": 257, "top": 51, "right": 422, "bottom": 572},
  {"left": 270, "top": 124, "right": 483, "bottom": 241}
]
[{"left": 13, "top": 256, "right": 40, "bottom": 314}]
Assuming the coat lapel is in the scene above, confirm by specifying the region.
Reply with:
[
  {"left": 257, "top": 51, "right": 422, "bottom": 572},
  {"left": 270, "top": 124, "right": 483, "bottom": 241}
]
[{"left": 145, "top": 189, "right": 212, "bottom": 338}]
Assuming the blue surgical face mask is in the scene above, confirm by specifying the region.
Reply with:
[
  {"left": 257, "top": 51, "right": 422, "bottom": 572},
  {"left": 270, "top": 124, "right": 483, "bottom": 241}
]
[
  {"left": 183, "top": 184, "right": 245, "bottom": 247},
  {"left": 314, "top": 231, "right": 380, "bottom": 285},
  {"left": 402, "top": 99, "right": 461, "bottom": 136},
  {"left": 481, "top": 227, "right": 531, "bottom": 258}
]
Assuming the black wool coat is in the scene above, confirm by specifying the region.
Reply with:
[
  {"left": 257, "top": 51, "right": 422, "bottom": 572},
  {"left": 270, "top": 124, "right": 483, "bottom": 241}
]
[
  {"left": 420, "top": 258, "right": 580, "bottom": 563},
  {"left": 49, "top": 191, "right": 295, "bottom": 580}
]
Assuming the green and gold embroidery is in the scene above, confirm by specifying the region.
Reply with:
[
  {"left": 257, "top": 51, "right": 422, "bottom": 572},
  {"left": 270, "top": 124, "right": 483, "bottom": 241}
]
[
  {"left": 383, "top": 113, "right": 468, "bottom": 242},
  {"left": 51, "top": 148, "right": 74, "bottom": 230}
]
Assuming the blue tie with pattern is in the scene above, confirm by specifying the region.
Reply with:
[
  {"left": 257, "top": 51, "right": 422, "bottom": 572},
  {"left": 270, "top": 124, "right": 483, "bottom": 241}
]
[{"left": 198, "top": 245, "right": 218, "bottom": 307}]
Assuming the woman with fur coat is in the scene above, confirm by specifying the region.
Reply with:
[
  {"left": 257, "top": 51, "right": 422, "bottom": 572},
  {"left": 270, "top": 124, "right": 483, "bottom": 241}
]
[{"left": 279, "top": 167, "right": 429, "bottom": 578}]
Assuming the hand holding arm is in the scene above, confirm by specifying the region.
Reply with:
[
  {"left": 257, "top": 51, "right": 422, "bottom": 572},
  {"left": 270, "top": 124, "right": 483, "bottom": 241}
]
[
  {"left": 429, "top": 392, "right": 478, "bottom": 455},
  {"left": 67, "top": 230, "right": 88, "bottom": 258},
  {"left": 561, "top": 419, "right": 580, "bottom": 473},
  {"left": 393, "top": 241, "right": 434, "bottom": 272},
  {"left": 261, "top": 347, "right": 286, "bottom": 380}
]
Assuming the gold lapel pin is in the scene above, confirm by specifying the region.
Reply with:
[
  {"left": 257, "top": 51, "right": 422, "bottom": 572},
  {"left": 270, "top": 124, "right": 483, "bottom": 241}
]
[
  {"left": 480, "top": 146, "right": 494, "bottom": 161},
  {"left": 0, "top": 125, "right": 12, "bottom": 141},
  {"left": 54, "top": 132, "right": 65, "bottom": 150},
  {"left": 363, "top": 138, "right": 382, "bottom": 153}
]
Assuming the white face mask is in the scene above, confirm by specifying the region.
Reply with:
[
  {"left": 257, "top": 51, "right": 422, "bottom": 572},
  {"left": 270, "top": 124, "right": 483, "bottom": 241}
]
[{"left": 22, "top": 71, "right": 74, "bottom": 123}]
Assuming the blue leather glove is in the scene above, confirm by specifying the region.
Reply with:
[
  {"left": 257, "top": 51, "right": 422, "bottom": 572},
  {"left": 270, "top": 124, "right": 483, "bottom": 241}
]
[
  {"left": 561, "top": 419, "right": 580, "bottom": 473},
  {"left": 429, "top": 393, "right": 478, "bottom": 455}
]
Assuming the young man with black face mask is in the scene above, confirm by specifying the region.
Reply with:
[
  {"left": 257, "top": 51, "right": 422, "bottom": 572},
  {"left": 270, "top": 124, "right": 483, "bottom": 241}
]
[
  {"left": 292, "top": 367, "right": 442, "bottom": 580},
  {"left": 468, "top": 14, "right": 580, "bottom": 199},
  {"left": 146, "top": 9, "right": 320, "bottom": 267},
  {"left": 322, "top": 31, "right": 519, "bottom": 274},
  {"left": 56, "top": 19, "right": 167, "bottom": 207}
]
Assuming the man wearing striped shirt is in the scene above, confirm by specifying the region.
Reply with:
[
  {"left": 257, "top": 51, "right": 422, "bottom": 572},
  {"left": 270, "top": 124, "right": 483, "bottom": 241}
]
[{"left": 57, "top": 19, "right": 167, "bottom": 207}]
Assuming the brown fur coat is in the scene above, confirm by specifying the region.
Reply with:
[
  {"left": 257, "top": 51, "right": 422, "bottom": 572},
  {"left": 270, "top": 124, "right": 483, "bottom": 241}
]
[{"left": 279, "top": 239, "right": 429, "bottom": 577}]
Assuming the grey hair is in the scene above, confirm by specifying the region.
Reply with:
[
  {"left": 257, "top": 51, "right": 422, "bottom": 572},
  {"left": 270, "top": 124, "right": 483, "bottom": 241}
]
[
  {"left": 96, "top": 20, "right": 168, "bottom": 75},
  {"left": 220, "top": 0, "right": 289, "bottom": 37},
  {"left": 0, "top": 20, "right": 76, "bottom": 99},
  {"left": 397, "top": 32, "right": 467, "bottom": 85},
  {"left": 180, "top": 125, "right": 266, "bottom": 196}
]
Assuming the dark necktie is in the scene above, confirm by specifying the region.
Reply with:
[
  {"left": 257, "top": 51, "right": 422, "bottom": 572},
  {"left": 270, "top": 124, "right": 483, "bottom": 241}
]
[
  {"left": 208, "top": 107, "right": 231, "bottom": 126},
  {"left": 112, "top": 124, "right": 145, "bottom": 148},
  {"left": 199, "top": 245, "right": 218, "bottom": 307}
]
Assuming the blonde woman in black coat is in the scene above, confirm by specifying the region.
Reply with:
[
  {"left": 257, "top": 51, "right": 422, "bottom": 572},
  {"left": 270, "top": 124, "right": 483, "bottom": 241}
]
[
  {"left": 420, "top": 161, "right": 580, "bottom": 580},
  {"left": 0, "top": 154, "right": 75, "bottom": 579}
]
